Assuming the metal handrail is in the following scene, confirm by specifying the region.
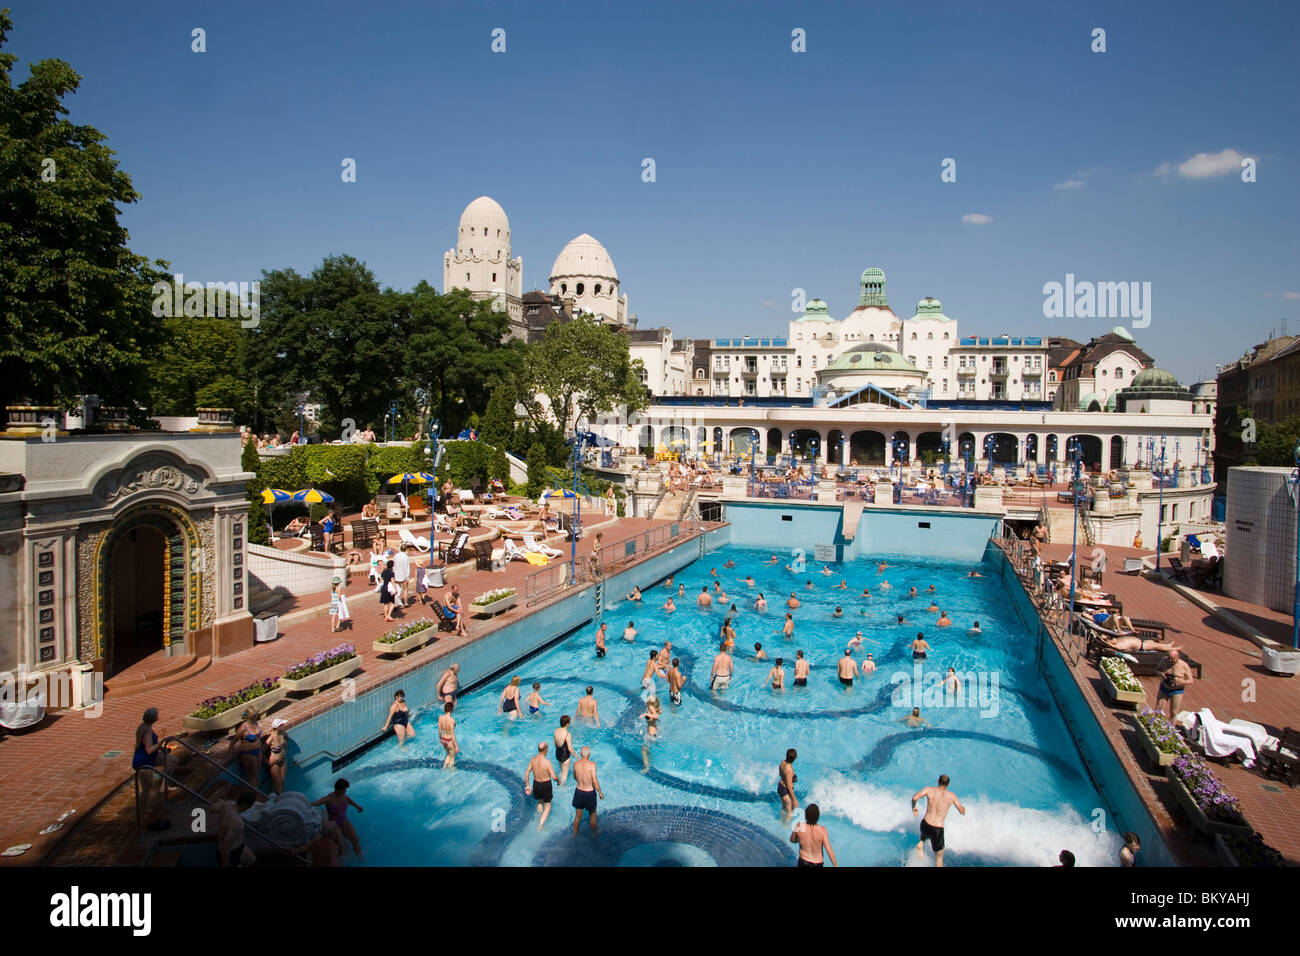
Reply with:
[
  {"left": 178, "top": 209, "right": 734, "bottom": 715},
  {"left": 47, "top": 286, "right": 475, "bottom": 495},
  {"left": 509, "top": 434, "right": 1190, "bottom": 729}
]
[
  {"left": 134, "top": 766, "right": 311, "bottom": 864},
  {"left": 158, "top": 735, "right": 274, "bottom": 801}
]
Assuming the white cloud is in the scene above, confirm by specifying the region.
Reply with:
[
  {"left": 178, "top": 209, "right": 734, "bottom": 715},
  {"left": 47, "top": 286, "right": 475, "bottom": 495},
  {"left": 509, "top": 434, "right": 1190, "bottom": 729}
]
[
  {"left": 1154, "top": 149, "right": 1247, "bottom": 180},
  {"left": 1053, "top": 179, "right": 1087, "bottom": 190},
  {"left": 1285, "top": 291, "right": 1300, "bottom": 301},
  {"left": 962, "top": 213, "right": 993, "bottom": 225},
  {"left": 761, "top": 299, "right": 777, "bottom": 308}
]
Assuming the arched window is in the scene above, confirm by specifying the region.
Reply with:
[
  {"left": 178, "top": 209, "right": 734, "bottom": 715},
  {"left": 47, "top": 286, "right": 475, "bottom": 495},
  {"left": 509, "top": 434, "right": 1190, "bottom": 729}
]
[
  {"left": 927, "top": 332, "right": 933, "bottom": 340},
  {"left": 560, "top": 283, "right": 567, "bottom": 294},
  {"left": 576, "top": 282, "right": 585, "bottom": 296},
  {"left": 911, "top": 332, "right": 918, "bottom": 340},
  {"left": 595, "top": 283, "right": 602, "bottom": 294}
]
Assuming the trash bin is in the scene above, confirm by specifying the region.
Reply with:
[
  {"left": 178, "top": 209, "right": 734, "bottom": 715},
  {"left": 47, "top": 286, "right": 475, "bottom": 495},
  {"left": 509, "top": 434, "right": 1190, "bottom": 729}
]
[{"left": 254, "top": 614, "right": 279, "bottom": 642}]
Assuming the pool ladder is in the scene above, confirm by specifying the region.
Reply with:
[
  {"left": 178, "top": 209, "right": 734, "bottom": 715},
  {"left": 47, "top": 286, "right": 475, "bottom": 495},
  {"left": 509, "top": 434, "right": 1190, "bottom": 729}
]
[{"left": 594, "top": 578, "right": 605, "bottom": 619}]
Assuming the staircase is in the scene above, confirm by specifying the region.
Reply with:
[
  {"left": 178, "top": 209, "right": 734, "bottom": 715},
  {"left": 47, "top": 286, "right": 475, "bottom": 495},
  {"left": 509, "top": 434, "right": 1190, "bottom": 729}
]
[
  {"left": 104, "top": 653, "right": 211, "bottom": 699},
  {"left": 1045, "top": 506, "right": 1093, "bottom": 548},
  {"left": 652, "top": 489, "right": 686, "bottom": 520}
]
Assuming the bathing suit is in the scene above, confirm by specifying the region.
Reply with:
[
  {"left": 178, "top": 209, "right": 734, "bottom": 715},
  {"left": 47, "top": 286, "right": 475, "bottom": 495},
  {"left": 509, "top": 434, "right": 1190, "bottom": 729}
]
[
  {"left": 132, "top": 730, "right": 159, "bottom": 770},
  {"left": 596, "top": 647, "right": 606, "bottom": 658},
  {"left": 391, "top": 707, "right": 408, "bottom": 727},
  {"left": 268, "top": 741, "right": 285, "bottom": 765},
  {"left": 326, "top": 799, "right": 348, "bottom": 825},
  {"left": 711, "top": 674, "right": 731, "bottom": 690},
  {"left": 556, "top": 741, "right": 571, "bottom": 763},
  {"left": 777, "top": 781, "right": 791, "bottom": 799},
  {"left": 670, "top": 690, "right": 682, "bottom": 705},
  {"left": 1158, "top": 673, "right": 1184, "bottom": 698},
  {"left": 913, "top": 651, "right": 927, "bottom": 660},
  {"left": 919, "top": 819, "right": 945, "bottom": 851},
  {"left": 239, "top": 731, "right": 260, "bottom": 758},
  {"left": 794, "top": 677, "right": 807, "bottom": 687},
  {"left": 532, "top": 779, "right": 553, "bottom": 803},
  {"left": 797, "top": 858, "right": 823, "bottom": 868},
  {"left": 572, "top": 788, "right": 598, "bottom": 813},
  {"left": 529, "top": 705, "right": 540, "bottom": 714},
  {"left": 441, "top": 736, "right": 454, "bottom": 749},
  {"left": 840, "top": 676, "right": 853, "bottom": 686},
  {"left": 503, "top": 696, "right": 517, "bottom": 713}
]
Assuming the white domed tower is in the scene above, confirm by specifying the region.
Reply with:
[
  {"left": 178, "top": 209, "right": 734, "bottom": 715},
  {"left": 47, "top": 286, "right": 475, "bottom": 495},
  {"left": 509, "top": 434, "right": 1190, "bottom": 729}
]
[
  {"left": 443, "top": 196, "right": 524, "bottom": 330},
  {"left": 549, "top": 234, "right": 628, "bottom": 326}
]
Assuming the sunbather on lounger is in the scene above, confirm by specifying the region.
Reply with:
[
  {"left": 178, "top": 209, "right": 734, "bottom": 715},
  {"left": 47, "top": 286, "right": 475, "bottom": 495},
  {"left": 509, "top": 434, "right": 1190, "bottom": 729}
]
[{"left": 1099, "top": 634, "right": 1179, "bottom": 653}]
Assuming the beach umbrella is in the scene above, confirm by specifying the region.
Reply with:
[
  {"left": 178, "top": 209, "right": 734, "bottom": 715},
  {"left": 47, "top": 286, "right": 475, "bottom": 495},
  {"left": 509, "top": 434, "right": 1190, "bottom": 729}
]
[
  {"left": 387, "top": 471, "right": 429, "bottom": 510},
  {"left": 261, "top": 488, "right": 292, "bottom": 540},
  {"left": 540, "top": 488, "right": 577, "bottom": 502},
  {"left": 291, "top": 488, "right": 335, "bottom": 504}
]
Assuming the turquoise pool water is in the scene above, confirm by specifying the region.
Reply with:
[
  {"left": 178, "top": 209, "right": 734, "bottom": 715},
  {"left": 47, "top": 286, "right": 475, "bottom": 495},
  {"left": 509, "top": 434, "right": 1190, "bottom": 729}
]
[{"left": 318, "top": 546, "right": 1122, "bottom": 866}]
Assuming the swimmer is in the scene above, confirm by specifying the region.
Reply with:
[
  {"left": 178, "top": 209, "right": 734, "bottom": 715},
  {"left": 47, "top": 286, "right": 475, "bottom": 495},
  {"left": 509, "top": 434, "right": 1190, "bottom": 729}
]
[
  {"left": 524, "top": 742, "right": 558, "bottom": 829},
  {"left": 594, "top": 622, "right": 608, "bottom": 658},
  {"left": 710, "top": 644, "right": 734, "bottom": 691},
  {"left": 730, "top": 604, "right": 740, "bottom": 616},
  {"left": 861, "top": 586, "right": 871, "bottom": 598},
  {"left": 896, "top": 614, "right": 906, "bottom": 625},
  {"left": 710, "top": 567, "right": 718, "bottom": 577},
  {"left": 745, "top": 575, "right": 756, "bottom": 587},
  {"left": 755, "top": 593, "right": 768, "bottom": 612},
  {"left": 804, "top": 580, "right": 815, "bottom": 590},
  {"left": 570, "top": 747, "right": 603, "bottom": 835},
  {"left": 438, "top": 702, "right": 458, "bottom": 768},
  {"left": 677, "top": 583, "right": 686, "bottom": 598},
  {"left": 836, "top": 649, "right": 858, "bottom": 687},
  {"left": 623, "top": 621, "right": 637, "bottom": 642},
  {"left": 911, "top": 633, "right": 930, "bottom": 659},
  {"left": 936, "top": 611, "right": 952, "bottom": 627},
  {"left": 901, "top": 707, "right": 931, "bottom": 729},
  {"left": 782, "top": 613, "right": 795, "bottom": 638},
  {"left": 861, "top": 653, "right": 876, "bottom": 675},
  {"left": 576, "top": 686, "right": 601, "bottom": 727},
  {"left": 662, "top": 596, "right": 677, "bottom": 613},
  {"left": 698, "top": 586, "right": 713, "bottom": 608},
  {"left": 879, "top": 580, "right": 892, "bottom": 591},
  {"left": 821, "top": 565, "right": 834, "bottom": 576},
  {"left": 877, "top": 562, "right": 889, "bottom": 573},
  {"left": 927, "top": 584, "right": 937, "bottom": 593},
  {"left": 714, "top": 582, "right": 729, "bottom": 602},
  {"left": 832, "top": 606, "right": 843, "bottom": 619},
  {"left": 667, "top": 658, "right": 684, "bottom": 705},
  {"left": 767, "top": 657, "right": 786, "bottom": 690},
  {"left": 968, "top": 621, "right": 982, "bottom": 636},
  {"left": 907, "top": 587, "right": 918, "bottom": 598},
  {"left": 942, "top": 667, "right": 963, "bottom": 699},
  {"left": 436, "top": 663, "right": 460, "bottom": 704},
  {"left": 723, "top": 559, "right": 736, "bottom": 569},
  {"left": 498, "top": 676, "right": 523, "bottom": 721},
  {"left": 912, "top": 774, "right": 966, "bottom": 867},
  {"left": 657, "top": 641, "right": 672, "bottom": 668},
  {"left": 526, "top": 682, "right": 551, "bottom": 715},
  {"left": 665, "top": 575, "right": 675, "bottom": 589},
  {"left": 968, "top": 570, "right": 983, "bottom": 578},
  {"left": 641, "top": 650, "right": 666, "bottom": 700},
  {"left": 847, "top": 631, "right": 863, "bottom": 652},
  {"left": 641, "top": 696, "right": 662, "bottom": 738},
  {"left": 834, "top": 579, "right": 848, "bottom": 590},
  {"left": 792, "top": 804, "right": 838, "bottom": 868},
  {"left": 787, "top": 592, "right": 801, "bottom": 609},
  {"left": 766, "top": 556, "right": 780, "bottom": 566},
  {"left": 628, "top": 586, "right": 643, "bottom": 602},
  {"left": 778, "top": 749, "right": 799, "bottom": 819},
  {"left": 926, "top": 601, "right": 939, "bottom": 613},
  {"left": 754, "top": 642, "right": 767, "bottom": 660},
  {"left": 793, "top": 650, "right": 809, "bottom": 687},
  {"left": 554, "top": 715, "right": 575, "bottom": 785}
]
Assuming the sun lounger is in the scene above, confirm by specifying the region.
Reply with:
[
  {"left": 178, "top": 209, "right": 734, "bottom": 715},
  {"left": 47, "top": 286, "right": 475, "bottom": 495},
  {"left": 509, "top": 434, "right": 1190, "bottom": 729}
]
[
  {"left": 399, "top": 528, "right": 431, "bottom": 553},
  {"left": 503, "top": 539, "right": 532, "bottom": 563},
  {"left": 1194, "top": 709, "right": 1257, "bottom": 767},
  {"left": 522, "top": 533, "right": 563, "bottom": 558}
]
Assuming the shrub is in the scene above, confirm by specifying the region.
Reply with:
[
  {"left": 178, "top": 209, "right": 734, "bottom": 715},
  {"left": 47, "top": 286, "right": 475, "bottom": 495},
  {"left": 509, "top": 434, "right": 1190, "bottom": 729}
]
[
  {"left": 1099, "top": 656, "right": 1141, "bottom": 693},
  {"left": 1136, "top": 707, "right": 1191, "bottom": 756},
  {"left": 377, "top": 620, "right": 433, "bottom": 644},
  {"left": 471, "top": 587, "right": 517, "bottom": 606}
]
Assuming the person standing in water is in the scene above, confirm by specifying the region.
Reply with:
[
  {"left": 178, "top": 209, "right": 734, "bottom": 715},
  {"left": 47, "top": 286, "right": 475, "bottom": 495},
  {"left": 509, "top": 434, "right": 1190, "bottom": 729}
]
[
  {"left": 525, "top": 742, "right": 559, "bottom": 829},
  {"left": 778, "top": 748, "right": 799, "bottom": 819},
  {"left": 436, "top": 663, "right": 460, "bottom": 704},
  {"left": 594, "top": 622, "right": 607, "bottom": 658},
  {"left": 782, "top": 613, "right": 795, "bottom": 638},
  {"left": 570, "top": 747, "right": 604, "bottom": 835},
  {"left": 793, "top": 649, "right": 810, "bottom": 686},
  {"left": 438, "top": 702, "right": 458, "bottom": 768},
  {"left": 710, "top": 643, "right": 734, "bottom": 691},
  {"left": 312, "top": 779, "right": 363, "bottom": 857},
  {"left": 381, "top": 690, "right": 415, "bottom": 747},
  {"left": 554, "top": 715, "right": 575, "bottom": 785},
  {"left": 526, "top": 682, "right": 551, "bottom": 716},
  {"left": 791, "top": 804, "right": 838, "bottom": 868},
  {"left": 499, "top": 676, "right": 523, "bottom": 721},
  {"left": 576, "top": 686, "right": 601, "bottom": 727},
  {"left": 767, "top": 657, "right": 786, "bottom": 690},
  {"left": 911, "top": 774, "right": 966, "bottom": 867},
  {"left": 667, "top": 658, "right": 685, "bottom": 706},
  {"left": 837, "top": 649, "right": 858, "bottom": 687}
]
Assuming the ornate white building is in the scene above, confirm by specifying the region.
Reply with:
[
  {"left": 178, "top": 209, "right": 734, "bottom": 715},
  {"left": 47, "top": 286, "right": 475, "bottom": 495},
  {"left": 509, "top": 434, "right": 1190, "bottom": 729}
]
[
  {"left": 549, "top": 234, "right": 630, "bottom": 326},
  {"left": 443, "top": 196, "right": 523, "bottom": 332}
]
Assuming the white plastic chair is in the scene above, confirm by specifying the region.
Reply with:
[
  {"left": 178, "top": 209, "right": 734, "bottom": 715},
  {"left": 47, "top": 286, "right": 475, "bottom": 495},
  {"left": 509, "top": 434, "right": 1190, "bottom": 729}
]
[
  {"left": 522, "top": 533, "right": 563, "bottom": 558},
  {"left": 1195, "top": 709, "right": 1257, "bottom": 767},
  {"left": 503, "top": 539, "right": 531, "bottom": 562},
  {"left": 399, "top": 528, "right": 430, "bottom": 552}
]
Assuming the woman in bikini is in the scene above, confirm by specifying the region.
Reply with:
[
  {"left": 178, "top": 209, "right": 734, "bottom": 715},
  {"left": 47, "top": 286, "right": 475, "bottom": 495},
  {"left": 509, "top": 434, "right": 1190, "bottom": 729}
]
[
  {"left": 642, "top": 697, "right": 662, "bottom": 738},
  {"left": 382, "top": 689, "right": 415, "bottom": 747},
  {"left": 438, "top": 702, "right": 458, "bottom": 767},
  {"left": 230, "top": 711, "right": 263, "bottom": 788},
  {"left": 266, "top": 720, "right": 289, "bottom": 795},
  {"left": 499, "top": 676, "right": 523, "bottom": 721},
  {"left": 312, "top": 779, "right": 363, "bottom": 857}
]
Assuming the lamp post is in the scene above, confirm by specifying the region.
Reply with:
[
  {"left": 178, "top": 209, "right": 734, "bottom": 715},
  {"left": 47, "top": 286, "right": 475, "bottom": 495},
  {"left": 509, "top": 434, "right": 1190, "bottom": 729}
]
[
  {"left": 808, "top": 437, "right": 819, "bottom": 479},
  {"left": 984, "top": 435, "right": 995, "bottom": 473},
  {"left": 1155, "top": 435, "right": 1167, "bottom": 572},
  {"left": 569, "top": 424, "right": 590, "bottom": 585},
  {"left": 297, "top": 404, "right": 305, "bottom": 443}
]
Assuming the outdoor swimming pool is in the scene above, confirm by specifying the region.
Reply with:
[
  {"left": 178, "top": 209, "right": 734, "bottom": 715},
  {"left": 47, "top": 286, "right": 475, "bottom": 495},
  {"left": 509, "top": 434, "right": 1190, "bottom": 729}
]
[{"left": 310, "top": 545, "right": 1123, "bottom": 866}]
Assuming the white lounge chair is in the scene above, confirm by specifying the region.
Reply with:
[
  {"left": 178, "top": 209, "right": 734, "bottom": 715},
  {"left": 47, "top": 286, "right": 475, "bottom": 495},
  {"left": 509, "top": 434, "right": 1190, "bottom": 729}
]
[
  {"left": 522, "top": 533, "right": 563, "bottom": 558},
  {"left": 503, "top": 539, "right": 531, "bottom": 562},
  {"left": 399, "top": 528, "right": 430, "bottom": 553},
  {"left": 1122, "top": 557, "right": 1144, "bottom": 574},
  {"left": 1195, "top": 708, "right": 1257, "bottom": 767}
]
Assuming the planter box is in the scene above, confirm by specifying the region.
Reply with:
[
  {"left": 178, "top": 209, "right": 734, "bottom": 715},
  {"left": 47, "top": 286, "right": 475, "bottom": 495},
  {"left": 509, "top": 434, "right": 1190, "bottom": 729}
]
[
  {"left": 373, "top": 628, "right": 434, "bottom": 657},
  {"left": 281, "top": 655, "right": 361, "bottom": 695},
  {"left": 471, "top": 594, "right": 517, "bottom": 617},
  {"left": 1165, "top": 767, "right": 1252, "bottom": 837},
  {"left": 1213, "top": 833, "right": 1240, "bottom": 867},
  {"left": 182, "top": 686, "right": 287, "bottom": 733},
  {"left": 1100, "top": 670, "right": 1146, "bottom": 709},
  {"left": 1134, "top": 717, "right": 1183, "bottom": 769}
]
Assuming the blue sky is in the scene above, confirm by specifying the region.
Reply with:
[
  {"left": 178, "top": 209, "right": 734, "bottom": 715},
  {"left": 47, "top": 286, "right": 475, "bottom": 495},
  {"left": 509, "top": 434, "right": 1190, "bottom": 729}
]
[{"left": 7, "top": 0, "right": 1299, "bottom": 385}]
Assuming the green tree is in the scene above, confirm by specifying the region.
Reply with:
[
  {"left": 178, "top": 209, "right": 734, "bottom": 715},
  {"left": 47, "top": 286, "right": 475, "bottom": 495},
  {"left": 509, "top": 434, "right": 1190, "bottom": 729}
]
[
  {"left": 522, "top": 314, "right": 648, "bottom": 434},
  {"left": 0, "top": 10, "right": 169, "bottom": 415},
  {"left": 148, "top": 317, "right": 252, "bottom": 416},
  {"left": 479, "top": 383, "right": 519, "bottom": 452},
  {"left": 241, "top": 437, "right": 267, "bottom": 545},
  {"left": 1256, "top": 415, "right": 1300, "bottom": 466},
  {"left": 526, "top": 441, "right": 548, "bottom": 499}
]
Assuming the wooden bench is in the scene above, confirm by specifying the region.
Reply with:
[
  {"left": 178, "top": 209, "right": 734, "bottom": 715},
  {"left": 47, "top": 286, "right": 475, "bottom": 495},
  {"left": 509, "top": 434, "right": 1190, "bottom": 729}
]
[{"left": 350, "top": 518, "right": 382, "bottom": 550}]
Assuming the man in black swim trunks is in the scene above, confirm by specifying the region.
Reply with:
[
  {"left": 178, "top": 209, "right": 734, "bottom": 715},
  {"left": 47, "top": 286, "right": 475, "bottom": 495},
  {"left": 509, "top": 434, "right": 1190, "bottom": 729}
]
[
  {"left": 836, "top": 648, "right": 857, "bottom": 686},
  {"left": 525, "top": 742, "right": 558, "bottom": 829},
  {"left": 911, "top": 773, "right": 965, "bottom": 867},
  {"left": 571, "top": 746, "right": 603, "bottom": 835}
]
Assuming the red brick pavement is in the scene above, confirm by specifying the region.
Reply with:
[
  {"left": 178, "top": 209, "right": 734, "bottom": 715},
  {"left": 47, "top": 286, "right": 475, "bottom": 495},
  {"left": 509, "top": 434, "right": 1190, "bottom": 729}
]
[
  {"left": 1037, "top": 542, "right": 1300, "bottom": 864},
  {"left": 0, "top": 511, "right": 695, "bottom": 865}
]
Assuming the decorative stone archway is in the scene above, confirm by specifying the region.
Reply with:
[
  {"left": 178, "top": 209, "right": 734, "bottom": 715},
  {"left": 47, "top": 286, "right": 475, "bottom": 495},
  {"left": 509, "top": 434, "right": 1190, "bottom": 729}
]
[{"left": 91, "top": 501, "right": 202, "bottom": 674}]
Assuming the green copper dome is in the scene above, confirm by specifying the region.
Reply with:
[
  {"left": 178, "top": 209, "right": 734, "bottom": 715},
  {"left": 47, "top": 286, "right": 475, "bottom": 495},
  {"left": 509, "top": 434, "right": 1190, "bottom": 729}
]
[
  {"left": 1130, "top": 368, "right": 1179, "bottom": 389},
  {"left": 824, "top": 342, "right": 922, "bottom": 373},
  {"left": 797, "top": 298, "right": 833, "bottom": 322},
  {"left": 859, "top": 267, "right": 887, "bottom": 307},
  {"left": 915, "top": 296, "right": 943, "bottom": 315}
]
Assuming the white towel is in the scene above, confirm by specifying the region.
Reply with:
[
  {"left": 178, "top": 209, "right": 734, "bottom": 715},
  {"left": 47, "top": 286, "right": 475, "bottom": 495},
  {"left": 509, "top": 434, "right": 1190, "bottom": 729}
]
[
  {"left": 337, "top": 592, "right": 351, "bottom": 622},
  {"left": 1197, "top": 709, "right": 1256, "bottom": 765}
]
